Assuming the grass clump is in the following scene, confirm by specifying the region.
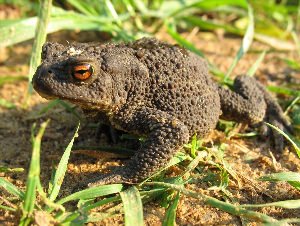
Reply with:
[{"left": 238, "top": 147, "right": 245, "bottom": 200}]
[
  {"left": 0, "top": 122, "right": 126, "bottom": 225},
  {"left": 1, "top": 122, "right": 299, "bottom": 225}
]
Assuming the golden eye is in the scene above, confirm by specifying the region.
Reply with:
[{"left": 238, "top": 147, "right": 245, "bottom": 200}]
[{"left": 72, "top": 64, "right": 93, "bottom": 80}]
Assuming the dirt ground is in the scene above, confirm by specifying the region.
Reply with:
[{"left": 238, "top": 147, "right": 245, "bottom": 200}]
[{"left": 0, "top": 26, "right": 300, "bottom": 225}]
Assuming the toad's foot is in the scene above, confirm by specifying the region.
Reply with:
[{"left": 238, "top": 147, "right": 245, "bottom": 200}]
[{"left": 87, "top": 168, "right": 129, "bottom": 187}]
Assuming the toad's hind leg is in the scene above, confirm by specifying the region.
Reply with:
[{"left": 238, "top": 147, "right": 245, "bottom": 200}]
[
  {"left": 218, "top": 75, "right": 266, "bottom": 124},
  {"left": 86, "top": 107, "right": 189, "bottom": 186},
  {"left": 218, "top": 75, "right": 291, "bottom": 150}
]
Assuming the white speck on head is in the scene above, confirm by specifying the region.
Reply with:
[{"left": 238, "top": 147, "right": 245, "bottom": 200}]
[{"left": 67, "top": 47, "right": 83, "bottom": 56}]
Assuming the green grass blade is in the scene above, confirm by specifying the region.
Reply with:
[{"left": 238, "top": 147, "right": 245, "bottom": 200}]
[
  {"left": 0, "top": 99, "right": 16, "bottom": 109},
  {"left": 184, "top": 134, "right": 202, "bottom": 158},
  {"left": 58, "top": 196, "right": 121, "bottom": 223},
  {"left": 254, "top": 33, "right": 295, "bottom": 51},
  {"left": 0, "top": 204, "right": 16, "bottom": 212},
  {"left": 58, "top": 100, "right": 82, "bottom": 120},
  {"left": 162, "top": 192, "right": 180, "bottom": 226},
  {"left": 122, "top": 0, "right": 144, "bottom": 30},
  {"left": 292, "top": 31, "right": 300, "bottom": 56},
  {"left": 246, "top": 51, "right": 266, "bottom": 77},
  {"left": 0, "top": 76, "right": 27, "bottom": 87},
  {"left": 27, "top": 0, "right": 52, "bottom": 95},
  {"left": 120, "top": 186, "right": 144, "bottom": 226},
  {"left": 183, "top": 15, "right": 294, "bottom": 51},
  {"left": 181, "top": 152, "right": 206, "bottom": 178},
  {"left": 289, "top": 181, "right": 300, "bottom": 190},
  {"left": 0, "top": 8, "right": 128, "bottom": 48},
  {"left": 285, "top": 95, "right": 300, "bottom": 115},
  {"left": 56, "top": 184, "right": 123, "bottom": 205},
  {"left": 66, "top": 0, "right": 98, "bottom": 16},
  {"left": 193, "top": 0, "right": 247, "bottom": 9},
  {"left": 183, "top": 16, "right": 243, "bottom": 36},
  {"left": 36, "top": 178, "right": 65, "bottom": 212},
  {"left": 259, "top": 172, "right": 300, "bottom": 190},
  {"left": 241, "top": 199, "right": 300, "bottom": 209},
  {"left": 290, "top": 103, "right": 300, "bottom": 130},
  {"left": 48, "top": 123, "right": 80, "bottom": 201},
  {"left": 166, "top": 22, "right": 205, "bottom": 57},
  {"left": 0, "top": 177, "right": 24, "bottom": 199},
  {"left": 160, "top": 0, "right": 247, "bottom": 19},
  {"left": 168, "top": 152, "right": 189, "bottom": 167},
  {"left": 296, "top": 0, "right": 300, "bottom": 31},
  {"left": 86, "top": 212, "right": 118, "bottom": 223},
  {"left": 0, "top": 166, "right": 24, "bottom": 173},
  {"left": 0, "top": 18, "right": 38, "bottom": 48},
  {"left": 105, "top": 0, "right": 122, "bottom": 26},
  {"left": 267, "top": 86, "right": 300, "bottom": 96},
  {"left": 144, "top": 182, "right": 277, "bottom": 223},
  {"left": 265, "top": 123, "right": 300, "bottom": 158},
  {"left": 20, "top": 120, "right": 49, "bottom": 225},
  {"left": 82, "top": 196, "right": 121, "bottom": 212},
  {"left": 140, "top": 152, "right": 189, "bottom": 185},
  {"left": 140, "top": 188, "right": 166, "bottom": 201},
  {"left": 225, "top": 3, "right": 254, "bottom": 80},
  {"left": 130, "top": 0, "right": 148, "bottom": 14},
  {"left": 38, "top": 99, "right": 60, "bottom": 115},
  {"left": 264, "top": 219, "right": 300, "bottom": 226},
  {"left": 283, "top": 58, "right": 300, "bottom": 70}
]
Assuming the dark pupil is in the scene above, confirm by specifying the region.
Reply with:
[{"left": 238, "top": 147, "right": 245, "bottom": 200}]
[{"left": 76, "top": 69, "right": 87, "bottom": 74}]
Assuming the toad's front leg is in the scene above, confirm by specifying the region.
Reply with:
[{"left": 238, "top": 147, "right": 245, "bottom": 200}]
[{"left": 86, "top": 107, "right": 190, "bottom": 187}]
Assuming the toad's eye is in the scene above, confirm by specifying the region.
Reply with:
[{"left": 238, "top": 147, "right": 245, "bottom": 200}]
[{"left": 72, "top": 64, "right": 93, "bottom": 80}]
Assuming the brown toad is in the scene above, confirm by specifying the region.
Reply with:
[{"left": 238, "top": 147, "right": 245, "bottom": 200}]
[{"left": 32, "top": 37, "right": 291, "bottom": 186}]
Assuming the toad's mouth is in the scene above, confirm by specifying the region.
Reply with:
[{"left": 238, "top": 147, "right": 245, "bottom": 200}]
[
  {"left": 32, "top": 78, "right": 56, "bottom": 100},
  {"left": 32, "top": 81, "right": 112, "bottom": 111}
]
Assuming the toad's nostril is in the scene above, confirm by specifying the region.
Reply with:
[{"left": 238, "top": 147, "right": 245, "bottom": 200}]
[{"left": 48, "top": 69, "right": 53, "bottom": 74}]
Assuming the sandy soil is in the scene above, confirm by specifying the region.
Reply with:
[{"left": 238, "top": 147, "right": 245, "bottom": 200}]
[{"left": 0, "top": 27, "right": 300, "bottom": 225}]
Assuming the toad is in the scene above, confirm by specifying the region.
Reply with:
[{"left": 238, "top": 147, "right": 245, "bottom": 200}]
[{"left": 32, "top": 37, "right": 291, "bottom": 186}]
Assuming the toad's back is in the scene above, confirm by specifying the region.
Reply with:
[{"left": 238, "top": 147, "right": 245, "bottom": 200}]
[{"left": 117, "top": 38, "right": 221, "bottom": 136}]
